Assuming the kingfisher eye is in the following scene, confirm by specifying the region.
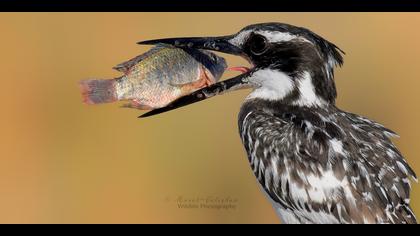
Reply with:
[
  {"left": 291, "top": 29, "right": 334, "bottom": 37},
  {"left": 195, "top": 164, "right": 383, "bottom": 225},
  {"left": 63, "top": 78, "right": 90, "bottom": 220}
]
[{"left": 249, "top": 34, "right": 268, "bottom": 55}]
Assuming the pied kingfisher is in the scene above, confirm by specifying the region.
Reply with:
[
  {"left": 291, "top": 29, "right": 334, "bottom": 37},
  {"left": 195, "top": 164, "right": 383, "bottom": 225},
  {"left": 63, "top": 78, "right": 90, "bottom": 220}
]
[{"left": 139, "top": 23, "right": 417, "bottom": 224}]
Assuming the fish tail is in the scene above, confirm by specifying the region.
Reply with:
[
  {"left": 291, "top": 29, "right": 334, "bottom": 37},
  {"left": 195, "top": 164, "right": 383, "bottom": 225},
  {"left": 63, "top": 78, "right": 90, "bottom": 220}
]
[{"left": 79, "top": 78, "right": 118, "bottom": 104}]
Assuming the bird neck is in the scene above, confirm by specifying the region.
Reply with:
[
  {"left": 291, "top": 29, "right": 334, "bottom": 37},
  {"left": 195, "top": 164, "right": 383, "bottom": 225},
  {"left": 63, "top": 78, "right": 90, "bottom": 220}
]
[
  {"left": 246, "top": 69, "right": 336, "bottom": 108},
  {"left": 239, "top": 98, "right": 338, "bottom": 135}
]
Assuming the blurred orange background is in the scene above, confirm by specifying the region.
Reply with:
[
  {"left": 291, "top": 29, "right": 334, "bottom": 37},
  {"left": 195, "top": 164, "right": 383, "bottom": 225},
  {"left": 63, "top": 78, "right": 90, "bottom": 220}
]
[{"left": 0, "top": 13, "right": 419, "bottom": 223}]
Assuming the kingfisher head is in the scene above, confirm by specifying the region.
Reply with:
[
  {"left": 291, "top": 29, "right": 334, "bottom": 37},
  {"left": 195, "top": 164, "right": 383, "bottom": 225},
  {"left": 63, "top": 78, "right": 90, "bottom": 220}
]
[{"left": 138, "top": 23, "right": 345, "bottom": 117}]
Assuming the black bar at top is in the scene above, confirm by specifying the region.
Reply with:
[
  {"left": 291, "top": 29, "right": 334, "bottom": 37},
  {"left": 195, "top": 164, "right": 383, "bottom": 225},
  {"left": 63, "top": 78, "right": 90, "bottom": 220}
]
[{"left": 2, "top": 1, "right": 420, "bottom": 12}]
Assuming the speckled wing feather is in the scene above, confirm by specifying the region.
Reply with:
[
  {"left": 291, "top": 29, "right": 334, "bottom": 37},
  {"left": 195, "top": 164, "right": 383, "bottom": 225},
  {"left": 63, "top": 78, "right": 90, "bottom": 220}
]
[{"left": 238, "top": 99, "right": 417, "bottom": 224}]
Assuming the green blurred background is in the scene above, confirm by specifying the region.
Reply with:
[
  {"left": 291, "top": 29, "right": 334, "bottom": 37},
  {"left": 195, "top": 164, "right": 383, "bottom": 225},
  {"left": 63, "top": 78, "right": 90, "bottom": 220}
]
[{"left": 0, "top": 13, "right": 419, "bottom": 223}]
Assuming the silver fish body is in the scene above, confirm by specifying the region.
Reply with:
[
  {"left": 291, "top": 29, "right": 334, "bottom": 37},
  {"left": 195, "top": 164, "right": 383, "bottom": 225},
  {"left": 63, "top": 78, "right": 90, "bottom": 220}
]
[{"left": 80, "top": 44, "right": 227, "bottom": 109}]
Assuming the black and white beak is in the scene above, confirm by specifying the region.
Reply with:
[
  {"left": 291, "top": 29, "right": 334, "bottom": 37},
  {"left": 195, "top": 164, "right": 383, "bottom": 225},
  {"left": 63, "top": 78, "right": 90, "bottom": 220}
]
[{"left": 137, "top": 35, "right": 253, "bottom": 118}]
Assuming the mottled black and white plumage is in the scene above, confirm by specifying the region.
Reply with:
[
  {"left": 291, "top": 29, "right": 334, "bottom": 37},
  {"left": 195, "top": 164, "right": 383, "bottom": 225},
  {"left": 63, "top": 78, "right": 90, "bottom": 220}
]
[
  {"left": 239, "top": 101, "right": 416, "bottom": 224},
  {"left": 139, "top": 23, "right": 417, "bottom": 224}
]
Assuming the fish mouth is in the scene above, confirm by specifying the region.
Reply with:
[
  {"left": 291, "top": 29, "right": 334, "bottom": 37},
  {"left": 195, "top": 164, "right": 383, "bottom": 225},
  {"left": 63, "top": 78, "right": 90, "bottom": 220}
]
[
  {"left": 138, "top": 35, "right": 254, "bottom": 118},
  {"left": 202, "top": 65, "right": 218, "bottom": 86}
]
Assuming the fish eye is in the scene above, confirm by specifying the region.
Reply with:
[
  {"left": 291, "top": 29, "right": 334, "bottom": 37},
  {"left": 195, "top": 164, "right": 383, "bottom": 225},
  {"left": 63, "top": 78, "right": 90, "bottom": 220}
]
[{"left": 249, "top": 34, "right": 268, "bottom": 55}]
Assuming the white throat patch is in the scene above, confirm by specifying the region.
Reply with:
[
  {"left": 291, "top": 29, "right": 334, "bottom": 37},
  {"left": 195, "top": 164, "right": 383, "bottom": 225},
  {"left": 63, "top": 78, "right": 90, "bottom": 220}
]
[
  {"left": 246, "top": 69, "right": 294, "bottom": 101},
  {"left": 246, "top": 70, "right": 326, "bottom": 107}
]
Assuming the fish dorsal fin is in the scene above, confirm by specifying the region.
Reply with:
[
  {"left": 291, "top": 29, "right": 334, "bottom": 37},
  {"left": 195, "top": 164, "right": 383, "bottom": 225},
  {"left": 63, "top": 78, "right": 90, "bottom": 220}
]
[{"left": 113, "top": 44, "right": 171, "bottom": 74}]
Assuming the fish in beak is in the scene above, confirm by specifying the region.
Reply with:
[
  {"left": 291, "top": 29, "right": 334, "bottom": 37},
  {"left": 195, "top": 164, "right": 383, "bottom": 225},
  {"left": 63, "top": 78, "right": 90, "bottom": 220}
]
[{"left": 137, "top": 36, "right": 254, "bottom": 118}]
